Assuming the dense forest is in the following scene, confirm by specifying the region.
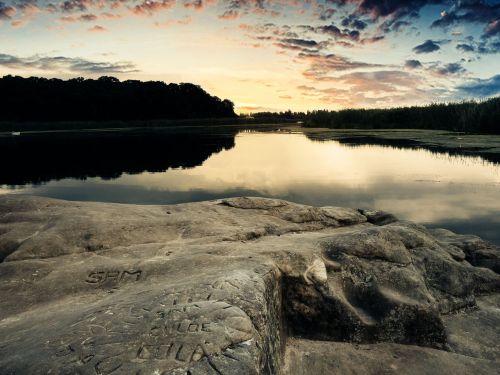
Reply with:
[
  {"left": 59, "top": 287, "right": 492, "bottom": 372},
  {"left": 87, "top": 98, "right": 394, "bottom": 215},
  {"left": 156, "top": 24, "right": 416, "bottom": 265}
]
[
  {"left": 0, "top": 75, "right": 236, "bottom": 122},
  {"left": 253, "top": 97, "right": 500, "bottom": 134}
]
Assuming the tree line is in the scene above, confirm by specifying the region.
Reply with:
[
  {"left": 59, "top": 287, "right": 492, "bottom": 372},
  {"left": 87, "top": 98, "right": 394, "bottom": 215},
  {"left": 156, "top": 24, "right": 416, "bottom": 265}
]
[
  {"left": 0, "top": 75, "right": 236, "bottom": 122},
  {"left": 253, "top": 97, "right": 500, "bottom": 134}
]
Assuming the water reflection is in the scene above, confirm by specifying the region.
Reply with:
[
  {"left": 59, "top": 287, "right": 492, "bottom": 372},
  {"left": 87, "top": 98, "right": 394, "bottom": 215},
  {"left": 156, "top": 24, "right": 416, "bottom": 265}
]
[
  {"left": 316, "top": 136, "right": 500, "bottom": 165},
  {"left": 0, "top": 128, "right": 237, "bottom": 186},
  {"left": 1, "top": 130, "right": 499, "bottom": 244}
]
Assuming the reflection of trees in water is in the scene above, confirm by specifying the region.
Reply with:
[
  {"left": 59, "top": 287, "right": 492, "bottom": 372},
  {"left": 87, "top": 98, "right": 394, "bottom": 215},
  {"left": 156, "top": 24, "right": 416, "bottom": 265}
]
[
  {"left": 306, "top": 134, "right": 500, "bottom": 166},
  {"left": 3, "top": 128, "right": 499, "bottom": 187},
  {"left": 0, "top": 129, "right": 237, "bottom": 186}
]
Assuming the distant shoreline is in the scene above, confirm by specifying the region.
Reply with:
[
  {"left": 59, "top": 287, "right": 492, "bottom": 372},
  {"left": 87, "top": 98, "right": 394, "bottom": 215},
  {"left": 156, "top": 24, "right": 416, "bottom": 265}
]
[
  {"left": 252, "top": 96, "right": 500, "bottom": 134},
  {"left": 0, "top": 117, "right": 298, "bottom": 133}
]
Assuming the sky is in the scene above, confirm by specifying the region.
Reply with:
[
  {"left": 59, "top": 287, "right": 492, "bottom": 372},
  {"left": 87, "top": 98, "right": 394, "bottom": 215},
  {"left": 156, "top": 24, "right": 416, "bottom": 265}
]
[{"left": 0, "top": 0, "right": 499, "bottom": 112}]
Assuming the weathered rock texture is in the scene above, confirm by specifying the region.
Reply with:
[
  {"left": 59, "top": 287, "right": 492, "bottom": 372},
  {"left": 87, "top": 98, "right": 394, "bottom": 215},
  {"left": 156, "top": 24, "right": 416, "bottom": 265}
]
[{"left": 0, "top": 195, "right": 499, "bottom": 375}]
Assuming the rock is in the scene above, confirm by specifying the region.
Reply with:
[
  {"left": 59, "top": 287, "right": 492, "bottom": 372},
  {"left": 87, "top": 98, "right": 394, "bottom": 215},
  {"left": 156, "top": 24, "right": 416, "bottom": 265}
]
[
  {"left": 283, "top": 339, "right": 499, "bottom": 375},
  {"left": 358, "top": 209, "right": 398, "bottom": 226},
  {"left": 0, "top": 195, "right": 499, "bottom": 375},
  {"left": 431, "top": 229, "right": 500, "bottom": 273}
]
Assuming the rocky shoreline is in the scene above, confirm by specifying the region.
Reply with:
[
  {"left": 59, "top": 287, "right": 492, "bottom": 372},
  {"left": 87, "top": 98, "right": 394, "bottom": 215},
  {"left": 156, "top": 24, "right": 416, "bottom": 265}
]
[{"left": 0, "top": 196, "right": 499, "bottom": 374}]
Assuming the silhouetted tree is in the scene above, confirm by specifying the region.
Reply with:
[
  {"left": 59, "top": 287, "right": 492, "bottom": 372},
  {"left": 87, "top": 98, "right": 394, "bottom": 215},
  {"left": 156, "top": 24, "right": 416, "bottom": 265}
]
[{"left": 0, "top": 75, "right": 236, "bottom": 122}]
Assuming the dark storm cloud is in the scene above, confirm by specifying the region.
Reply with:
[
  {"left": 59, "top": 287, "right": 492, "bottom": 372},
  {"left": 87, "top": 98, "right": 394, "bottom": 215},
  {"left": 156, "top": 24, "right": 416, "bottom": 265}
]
[
  {"left": 0, "top": 52, "right": 138, "bottom": 73},
  {"left": 457, "top": 74, "right": 500, "bottom": 96},
  {"left": 412, "top": 39, "right": 443, "bottom": 53}
]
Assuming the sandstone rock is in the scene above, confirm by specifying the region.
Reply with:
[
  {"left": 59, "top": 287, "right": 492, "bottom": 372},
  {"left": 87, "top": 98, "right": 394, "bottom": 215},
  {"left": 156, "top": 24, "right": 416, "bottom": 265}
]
[
  {"left": 358, "top": 209, "right": 398, "bottom": 226},
  {"left": 0, "top": 195, "right": 498, "bottom": 374},
  {"left": 431, "top": 228, "right": 500, "bottom": 273},
  {"left": 283, "top": 338, "right": 499, "bottom": 375}
]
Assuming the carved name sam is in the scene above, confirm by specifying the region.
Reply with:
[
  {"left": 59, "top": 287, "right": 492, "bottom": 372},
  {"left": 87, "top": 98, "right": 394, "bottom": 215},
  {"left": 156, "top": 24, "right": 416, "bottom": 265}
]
[{"left": 85, "top": 270, "right": 142, "bottom": 285}]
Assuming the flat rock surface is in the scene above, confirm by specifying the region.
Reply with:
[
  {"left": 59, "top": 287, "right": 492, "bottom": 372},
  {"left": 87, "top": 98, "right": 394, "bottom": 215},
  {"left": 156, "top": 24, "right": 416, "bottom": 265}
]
[{"left": 0, "top": 195, "right": 499, "bottom": 375}]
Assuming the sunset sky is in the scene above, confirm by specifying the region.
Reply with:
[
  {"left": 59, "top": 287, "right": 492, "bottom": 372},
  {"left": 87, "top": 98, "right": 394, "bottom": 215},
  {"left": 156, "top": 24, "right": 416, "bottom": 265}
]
[{"left": 1, "top": 0, "right": 499, "bottom": 112}]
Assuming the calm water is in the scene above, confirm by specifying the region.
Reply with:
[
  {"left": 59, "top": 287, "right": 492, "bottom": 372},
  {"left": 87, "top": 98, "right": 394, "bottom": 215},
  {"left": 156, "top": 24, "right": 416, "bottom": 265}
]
[{"left": 1, "top": 128, "right": 500, "bottom": 245}]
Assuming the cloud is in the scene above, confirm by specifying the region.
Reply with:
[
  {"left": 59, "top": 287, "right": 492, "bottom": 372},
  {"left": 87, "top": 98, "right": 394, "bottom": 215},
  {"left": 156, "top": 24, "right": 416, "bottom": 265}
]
[
  {"left": 0, "top": 0, "right": 207, "bottom": 25},
  {"left": 218, "top": 9, "right": 240, "bottom": 19},
  {"left": 60, "top": 13, "right": 98, "bottom": 22},
  {"left": 341, "top": 14, "right": 367, "bottom": 30},
  {"left": 154, "top": 15, "right": 192, "bottom": 27},
  {"left": 300, "top": 52, "right": 384, "bottom": 80},
  {"left": 323, "top": 0, "right": 443, "bottom": 33},
  {"left": 297, "top": 68, "right": 433, "bottom": 108},
  {"left": 214, "top": 0, "right": 282, "bottom": 20},
  {"left": 281, "top": 38, "right": 319, "bottom": 48},
  {"left": 319, "top": 7, "right": 336, "bottom": 21},
  {"left": 455, "top": 39, "right": 500, "bottom": 54},
  {"left": 412, "top": 39, "right": 442, "bottom": 54},
  {"left": 456, "top": 43, "right": 475, "bottom": 52},
  {"left": 433, "top": 62, "right": 465, "bottom": 76},
  {"left": 353, "top": 0, "right": 438, "bottom": 20},
  {"left": 431, "top": 0, "right": 500, "bottom": 39},
  {"left": 457, "top": 74, "right": 500, "bottom": 97},
  {"left": 0, "top": 52, "right": 138, "bottom": 74},
  {"left": 405, "top": 59, "right": 466, "bottom": 77},
  {"left": 132, "top": 0, "right": 176, "bottom": 15},
  {"left": 484, "top": 19, "right": 500, "bottom": 37},
  {"left": 59, "top": 0, "right": 93, "bottom": 13},
  {"left": 88, "top": 25, "right": 107, "bottom": 32},
  {"left": 0, "top": 1, "right": 16, "bottom": 19},
  {"left": 337, "top": 70, "right": 422, "bottom": 94},
  {"left": 316, "top": 24, "right": 360, "bottom": 41},
  {"left": 405, "top": 59, "right": 422, "bottom": 69}
]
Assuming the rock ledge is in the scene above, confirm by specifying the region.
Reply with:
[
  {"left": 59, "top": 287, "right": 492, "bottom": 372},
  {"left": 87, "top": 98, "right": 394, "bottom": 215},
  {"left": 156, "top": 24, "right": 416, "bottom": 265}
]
[{"left": 0, "top": 196, "right": 499, "bottom": 374}]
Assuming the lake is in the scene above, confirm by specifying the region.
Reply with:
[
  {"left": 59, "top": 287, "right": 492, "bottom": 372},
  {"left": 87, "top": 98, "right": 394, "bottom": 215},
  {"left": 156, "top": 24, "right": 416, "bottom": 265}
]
[{"left": 1, "top": 126, "right": 499, "bottom": 245}]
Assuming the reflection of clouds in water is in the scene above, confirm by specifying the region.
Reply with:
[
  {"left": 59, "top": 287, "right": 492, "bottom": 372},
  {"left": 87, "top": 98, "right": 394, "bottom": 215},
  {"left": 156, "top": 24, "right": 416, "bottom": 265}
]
[
  {"left": 3, "top": 132, "right": 500, "bottom": 244},
  {"left": 11, "top": 179, "right": 500, "bottom": 244},
  {"left": 258, "top": 180, "right": 500, "bottom": 224},
  {"left": 106, "top": 133, "right": 500, "bottom": 191}
]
